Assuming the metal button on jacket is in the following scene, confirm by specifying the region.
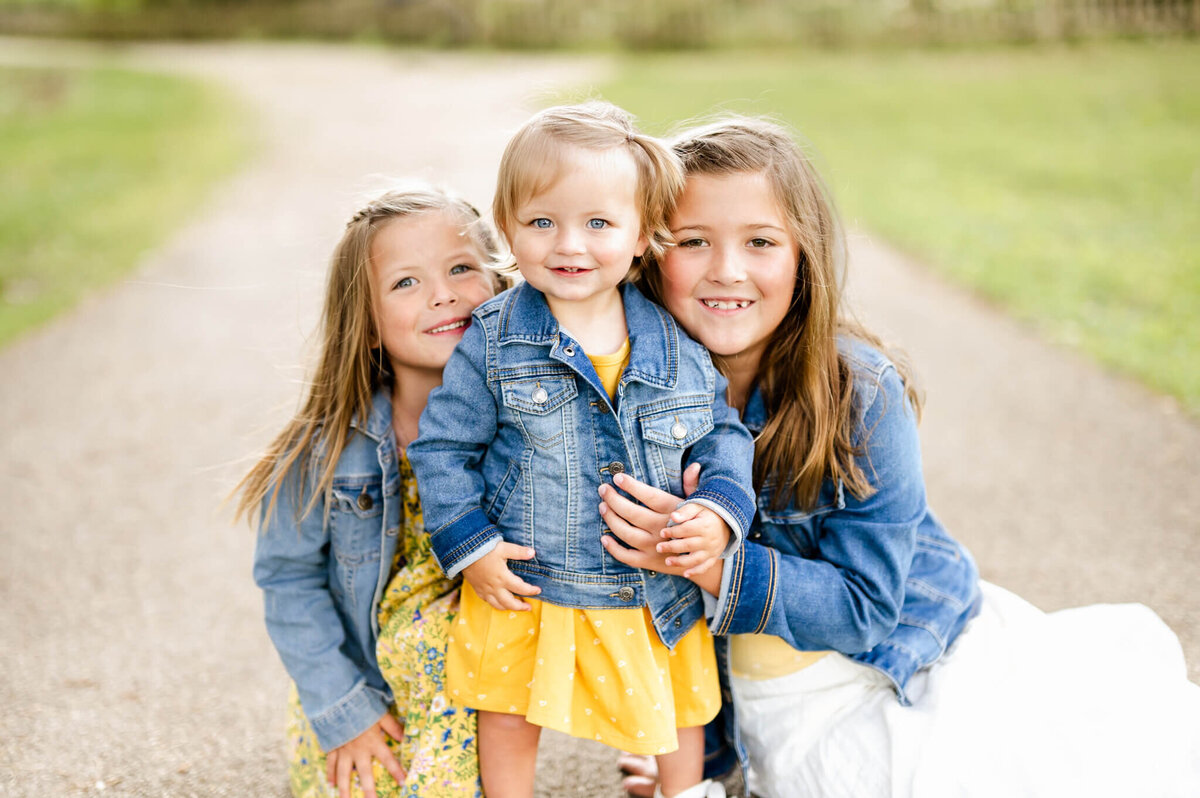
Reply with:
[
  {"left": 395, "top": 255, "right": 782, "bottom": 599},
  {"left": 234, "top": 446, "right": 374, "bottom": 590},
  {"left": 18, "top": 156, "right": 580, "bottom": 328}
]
[
  {"left": 357, "top": 490, "right": 374, "bottom": 511},
  {"left": 596, "top": 403, "right": 611, "bottom": 415},
  {"left": 670, "top": 421, "right": 688, "bottom": 440},
  {"left": 617, "top": 586, "right": 635, "bottom": 602},
  {"left": 607, "top": 461, "right": 625, "bottom": 475},
  {"left": 532, "top": 386, "right": 548, "bottom": 404}
]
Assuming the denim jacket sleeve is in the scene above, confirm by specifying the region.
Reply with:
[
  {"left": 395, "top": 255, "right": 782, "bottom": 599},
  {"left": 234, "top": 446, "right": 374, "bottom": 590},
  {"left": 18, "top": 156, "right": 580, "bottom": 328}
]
[
  {"left": 407, "top": 318, "right": 503, "bottom": 578},
  {"left": 709, "top": 363, "right": 921, "bottom": 653},
  {"left": 680, "top": 367, "right": 756, "bottom": 556},
  {"left": 251, "top": 465, "right": 390, "bottom": 751}
]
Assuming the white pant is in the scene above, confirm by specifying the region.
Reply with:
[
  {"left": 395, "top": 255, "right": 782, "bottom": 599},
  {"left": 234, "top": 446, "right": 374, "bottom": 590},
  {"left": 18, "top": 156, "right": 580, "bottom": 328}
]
[{"left": 732, "top": 582, "right": 1200, "bottom": 798}]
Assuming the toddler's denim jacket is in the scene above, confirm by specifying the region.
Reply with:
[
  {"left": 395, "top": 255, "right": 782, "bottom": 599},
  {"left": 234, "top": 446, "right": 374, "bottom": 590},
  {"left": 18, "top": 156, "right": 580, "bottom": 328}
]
[
  {"left": 408, "top": 282, "right": 756, "bottom": 648},
  {"left": 702, "top": 337, "right": 982, "bottom": 779},
  {"left": 253, "top": 389, "right": 403, "bottom": 751}
]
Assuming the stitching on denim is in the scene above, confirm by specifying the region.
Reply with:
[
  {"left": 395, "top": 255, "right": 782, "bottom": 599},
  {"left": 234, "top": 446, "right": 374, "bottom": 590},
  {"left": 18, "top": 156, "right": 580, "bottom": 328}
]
[
  {"left": 753, "top": 547, "right": 777, "bottom": 634},
  {"left": 691, "top": 480, "right": 753, "bottom": 534},
  {"left": 441, "top": 527, "right": 501, "bottom": 566}
]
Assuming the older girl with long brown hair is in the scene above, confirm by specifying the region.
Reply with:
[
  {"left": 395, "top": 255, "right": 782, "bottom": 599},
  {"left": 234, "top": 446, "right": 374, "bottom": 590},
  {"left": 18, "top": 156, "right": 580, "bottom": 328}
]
[
  {"left": 236, "top": 184, "right": 504, "bottom": 798},
  {"left": 603, "top": 117, "right": 1200, "bottom": 797}
]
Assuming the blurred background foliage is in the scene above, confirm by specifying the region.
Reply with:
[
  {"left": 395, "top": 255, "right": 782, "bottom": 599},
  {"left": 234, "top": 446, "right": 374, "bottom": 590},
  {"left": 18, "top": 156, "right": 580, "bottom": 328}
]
[
  {"left": 0, "top": 65, "right": 247, "bottom": 346},
  {"left": 597, "top": 41, "right": 1199, "bottom": 414},
  {"left": 1, "top": 0, "right": 1196, "bottom": 46},
  {"left": 0, "top": 1, "right": 1196, "bottom": 411}
]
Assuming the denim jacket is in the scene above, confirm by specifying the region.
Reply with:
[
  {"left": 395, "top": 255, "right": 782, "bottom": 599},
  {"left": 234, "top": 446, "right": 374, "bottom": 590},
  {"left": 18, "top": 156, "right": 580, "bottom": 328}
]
[
  {"left": 408, "top": 282, "right": 756, "bottom": 648},
  {"left": 252, "top": 389, "right": 403, "bottom": 751},
  {"left": 703, "top": 338, "right": 981, "bottom": 779}
]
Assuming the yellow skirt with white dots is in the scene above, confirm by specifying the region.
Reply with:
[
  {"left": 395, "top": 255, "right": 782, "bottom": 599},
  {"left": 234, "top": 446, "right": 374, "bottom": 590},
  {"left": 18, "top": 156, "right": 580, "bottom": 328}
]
[{"left": 445, "top": 581, "right": 719, "bottom": 755}]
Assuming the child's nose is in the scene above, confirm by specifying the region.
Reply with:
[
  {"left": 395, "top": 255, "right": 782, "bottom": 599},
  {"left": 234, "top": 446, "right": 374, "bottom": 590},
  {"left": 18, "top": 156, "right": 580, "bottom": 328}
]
[
  {"left": 709, "top": 245, "right": 746, "bottom": 284},
  {"left": 429, "top": 280, "right": 458, "bottom": 306},
  {"left": 554, "top": 227, "right": 586, "bottom": 255}
]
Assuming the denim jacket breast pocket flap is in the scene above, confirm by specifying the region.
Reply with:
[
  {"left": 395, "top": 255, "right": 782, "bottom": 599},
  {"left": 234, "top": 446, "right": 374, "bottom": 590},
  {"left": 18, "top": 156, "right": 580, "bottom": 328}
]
[
  {"left": 638, "top": 402, "right": 714, "bottom": 492},
  {"left": 500, "top": 375, "right": 578, "bottom": 416},
  {"left": 329, "top": 478, "right": 385, "bottom": 564},
  {"left": 638, "top": 402, "right": 714, "bottom": 449},
  {"left": 755, "top": 479, "right": 845, "bottom": 555}
]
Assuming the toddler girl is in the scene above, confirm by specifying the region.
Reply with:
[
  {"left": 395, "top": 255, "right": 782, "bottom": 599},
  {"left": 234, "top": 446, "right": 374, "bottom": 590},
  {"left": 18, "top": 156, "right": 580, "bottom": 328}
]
[
  {"left": 407, "top": 102, "right": 756, "bottom": 798},
  {"left": 238, "top": 184, "right": 504, "bottom": 798}
]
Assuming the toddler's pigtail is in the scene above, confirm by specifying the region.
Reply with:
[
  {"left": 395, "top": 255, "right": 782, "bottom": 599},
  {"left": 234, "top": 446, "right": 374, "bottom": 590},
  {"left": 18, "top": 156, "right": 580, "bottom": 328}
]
[{"left": 626, "top": 132, "right": 686, "bottom": 271}]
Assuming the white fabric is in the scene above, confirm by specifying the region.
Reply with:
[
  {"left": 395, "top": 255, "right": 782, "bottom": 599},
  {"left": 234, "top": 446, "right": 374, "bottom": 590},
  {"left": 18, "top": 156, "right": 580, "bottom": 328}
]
[
  {"left": 732, "top": 581, "right": 1200, "bottom": 798},
  {"left": 654, "top": 778, "right": 725, "bottom": 798}
]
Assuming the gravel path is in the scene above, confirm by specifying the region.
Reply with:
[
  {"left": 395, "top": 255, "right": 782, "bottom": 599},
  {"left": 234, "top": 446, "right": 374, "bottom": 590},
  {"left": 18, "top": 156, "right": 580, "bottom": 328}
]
[{"left": 1, "top": 39, "right": 1196, "bottom": 798}]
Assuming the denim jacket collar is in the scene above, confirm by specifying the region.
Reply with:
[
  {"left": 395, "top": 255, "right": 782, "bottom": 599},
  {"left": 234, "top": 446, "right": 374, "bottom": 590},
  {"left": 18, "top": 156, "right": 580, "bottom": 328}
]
[
  {"left": 741, "top": 386, "right": 767, "bottom": 435},
  {"left": 348, "top": 385, "right": 394, "bottom": 443},
  {"left": 494, "top": 281, "right": 681, "bottom": 391}
]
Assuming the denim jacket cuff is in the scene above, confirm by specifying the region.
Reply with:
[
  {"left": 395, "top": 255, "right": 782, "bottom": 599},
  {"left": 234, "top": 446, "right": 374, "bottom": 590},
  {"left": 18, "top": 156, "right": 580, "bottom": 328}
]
[
  {"left": 711, "top": 541, "right": 777, "bottom": 637},
  {"left": 685, "top": 476, "right": 754, "bottom": 553},
  {"left": 430, "top": 506, "right": 502, "bottom": 578},
  {"left": 683, "top": 497, "right": 744, "bottom": 559},
  {"left": 307, "top": 678, "right": 391, "bottom": 751},
  {"left": 444, "top": 535, "right": 502, "bottom": 579}
]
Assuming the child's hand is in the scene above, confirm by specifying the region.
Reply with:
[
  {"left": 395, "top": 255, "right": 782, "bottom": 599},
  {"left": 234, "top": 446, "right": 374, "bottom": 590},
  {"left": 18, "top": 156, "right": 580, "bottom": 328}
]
[
  {"left": 656, "top": 504, "right": 730, "bottom": 578},
  {"left": 325, "top": 711, "right": 405, "bottom": 798},
  {"left": 463, "top": 542, "right": 541, "bottom": 611}
]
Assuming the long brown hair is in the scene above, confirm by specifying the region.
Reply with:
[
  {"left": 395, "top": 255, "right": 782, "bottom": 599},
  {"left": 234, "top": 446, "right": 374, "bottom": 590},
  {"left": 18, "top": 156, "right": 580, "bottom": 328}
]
[
  {"left": 233, "top": 185, "right": 504, "bottom": 527},
  {"left": 640, "top": 116, "right": 922, "bottom": 511}
]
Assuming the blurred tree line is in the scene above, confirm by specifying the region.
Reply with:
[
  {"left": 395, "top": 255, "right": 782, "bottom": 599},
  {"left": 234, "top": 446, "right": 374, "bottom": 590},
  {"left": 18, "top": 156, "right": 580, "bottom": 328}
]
[{"left": 1, "top": 0, "right": 1196, "bottom": 46}]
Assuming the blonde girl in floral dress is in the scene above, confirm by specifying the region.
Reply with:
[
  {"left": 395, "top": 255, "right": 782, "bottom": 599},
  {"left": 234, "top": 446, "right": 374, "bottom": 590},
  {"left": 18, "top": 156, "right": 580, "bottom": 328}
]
[{"left": 236, "top": 184, "right": 505, "bottom": 798}]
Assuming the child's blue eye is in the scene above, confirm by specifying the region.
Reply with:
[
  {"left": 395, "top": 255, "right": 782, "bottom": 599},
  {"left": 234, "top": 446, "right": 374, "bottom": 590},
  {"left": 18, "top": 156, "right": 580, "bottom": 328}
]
[
  {"left": 394, "top": 277, "right": 415, "bottom": 289},
  {"left": 587, "top": 219, "right": 609, "bottom": 230},
  {"left": 450, "top": 263, "right": 474, "bottom": 275},
  {"left": 532, "top": 218, "right": 552, "bottom": 229}
]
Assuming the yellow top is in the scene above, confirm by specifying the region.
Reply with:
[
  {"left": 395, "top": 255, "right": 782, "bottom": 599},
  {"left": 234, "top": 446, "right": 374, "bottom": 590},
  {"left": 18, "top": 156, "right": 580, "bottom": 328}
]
[
  {"left": 588, "top": 338, "right": 631, "bottom": 400},
  {"left": 728, "top": 633, "right": 830, "bottom": 680}
]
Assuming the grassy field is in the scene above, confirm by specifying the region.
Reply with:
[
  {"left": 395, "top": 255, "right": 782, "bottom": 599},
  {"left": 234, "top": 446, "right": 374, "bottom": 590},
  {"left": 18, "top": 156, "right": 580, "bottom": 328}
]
[
  {"left": 0, "top": 65, "right": 247, "bottom": 346},
  {"left": 599, "top": 41, "right": 1199, "bottom": 414}
]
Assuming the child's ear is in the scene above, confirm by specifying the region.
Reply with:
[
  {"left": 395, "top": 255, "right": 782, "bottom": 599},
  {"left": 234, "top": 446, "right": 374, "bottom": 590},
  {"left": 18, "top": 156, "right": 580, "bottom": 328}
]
[{"left": 635, "top": 232, "right": 650, "bottom": 259}]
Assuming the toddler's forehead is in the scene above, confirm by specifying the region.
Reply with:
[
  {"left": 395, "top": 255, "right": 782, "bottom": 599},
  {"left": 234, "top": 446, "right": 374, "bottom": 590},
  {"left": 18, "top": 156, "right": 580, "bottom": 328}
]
[{"left": 512, "top": 141, "right": 640, "bottom": 206}]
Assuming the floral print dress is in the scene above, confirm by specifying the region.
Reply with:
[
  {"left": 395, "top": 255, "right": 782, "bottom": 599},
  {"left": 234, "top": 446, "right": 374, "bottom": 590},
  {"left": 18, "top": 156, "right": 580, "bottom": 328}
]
[{"left": 286, "top": 454, "right": 480, "bottom": 798}]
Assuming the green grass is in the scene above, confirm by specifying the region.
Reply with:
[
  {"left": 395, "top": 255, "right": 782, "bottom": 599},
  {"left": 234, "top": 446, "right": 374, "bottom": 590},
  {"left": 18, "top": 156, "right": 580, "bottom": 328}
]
[
  {"left": 0, "top": 65, "right": 247, "bottom": 345},
  {"left": 598, "top": 41, "right": 1200, "bottom": 414}
]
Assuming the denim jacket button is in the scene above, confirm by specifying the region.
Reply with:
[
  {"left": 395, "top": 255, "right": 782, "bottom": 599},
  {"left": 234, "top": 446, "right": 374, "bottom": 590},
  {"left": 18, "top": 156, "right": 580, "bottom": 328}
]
[
  {"left": 596, "top": 402, "right": 610, "bottom": 415},
  {"left": 670, "top": 422, "right": 688, "bottom": 440},
  {"left": 607, "top": 461, "right": 625, "bottom": 475},
  {"left": 617, "top": 586, "right": 635, "bottom": 602},
  {"left": 673, "top": 617, "right": 682, "bottom": 628},
  {"left": 531, "top": 386, "right": 548, "bottom": 404},
  {"left": 357, "top": 490, "right": 374, "bottom": 511},
  {"left": 562, "top": 345, "right": 576, "bottom": 356}
]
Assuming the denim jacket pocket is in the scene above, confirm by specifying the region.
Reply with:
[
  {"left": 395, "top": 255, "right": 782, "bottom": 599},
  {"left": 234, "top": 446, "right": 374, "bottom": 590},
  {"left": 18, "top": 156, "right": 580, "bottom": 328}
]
[
  {"left": 329, "top": 478, "right": 385, "bottom": 566},
  {"left": 484, "top": 458, "right": 522, "bottom": 525},
  {"left": 638, "top": 399, "right": 714, "bottom": 494},
  {"left": 754, "top": 479, "right": 844, "bottom": 555},
  {"left": 500, "top": 375, "right": 578, "bottom": 451}
]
